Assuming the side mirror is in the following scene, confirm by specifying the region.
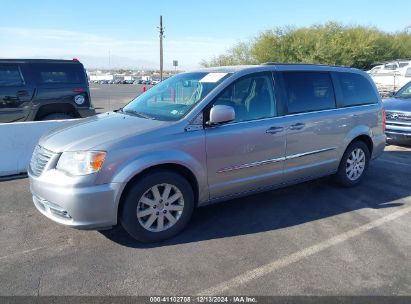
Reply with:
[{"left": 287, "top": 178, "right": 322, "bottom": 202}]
[{"left": 209, "top": 105, "right": 235, "bottom": 125}]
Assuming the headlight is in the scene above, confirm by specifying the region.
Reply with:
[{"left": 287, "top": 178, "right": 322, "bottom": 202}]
[{"left": 56, "top": 151, "right": 106, "bottom": 176}]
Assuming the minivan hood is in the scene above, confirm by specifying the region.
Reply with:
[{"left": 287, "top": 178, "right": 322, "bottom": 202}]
[
  {"left": 383, "top": 98, "right": 411, "bottom": 112},
  {"left": 39, "top": 112, "right": 172, "bottom": 152}
]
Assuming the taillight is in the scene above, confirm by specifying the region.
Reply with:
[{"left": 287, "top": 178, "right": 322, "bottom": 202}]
[
  {"left": 73, "top": 88, "right": 85, "bottom": 93},
  {"left": 382, "top": 108, "right": 386, "bottom": 132}
]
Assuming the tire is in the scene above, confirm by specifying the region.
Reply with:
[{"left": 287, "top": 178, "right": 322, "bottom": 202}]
[
  {"left": 335, "top": 141, "right": 370, "bottom": 187},
  {"left": 40, "top": 113, "right": 74, "bottom": 121},
  {"left": 120, "top": 170, "right": 195, "bottom": 243}
]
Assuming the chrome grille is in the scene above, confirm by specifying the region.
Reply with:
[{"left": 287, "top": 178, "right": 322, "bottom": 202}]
[
  {"left": 386, "top": 111, "right": 411, "bottom": 122},
  {"left": 30, "top": 145, "right": 54, "bottom": 177}
]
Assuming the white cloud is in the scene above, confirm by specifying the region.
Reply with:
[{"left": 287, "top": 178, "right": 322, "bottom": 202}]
[{"left": 0, "top": 27, "right": 235, "bottom": 69}]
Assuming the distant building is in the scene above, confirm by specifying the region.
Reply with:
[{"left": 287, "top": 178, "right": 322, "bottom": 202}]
[{"left": 89, "top": 74, "right": 114, "bottom": 81}]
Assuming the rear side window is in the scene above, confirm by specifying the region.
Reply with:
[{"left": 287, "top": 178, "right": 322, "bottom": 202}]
[
  {"left": 405, "top": 68, "right": 411, "bottom": 77},
  {"left": 0, "top": 65, "right": 24, "bottom": 87},
  {"left": 336, "top": 72, "right": 378, "bottom": 106},
  {"left": 283, "top": 72, "right": 336, "bottom": 114},
  {"left": 31, "top": 63, "right": 85, "bottom": 84}
]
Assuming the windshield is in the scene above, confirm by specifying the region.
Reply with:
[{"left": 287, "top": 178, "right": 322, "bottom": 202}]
[
  {"left": 122, "top": 72, "right": 231, "bottom": 121},
  {"left": 395, "top": 81, "right": 411, "bottom": 99}
]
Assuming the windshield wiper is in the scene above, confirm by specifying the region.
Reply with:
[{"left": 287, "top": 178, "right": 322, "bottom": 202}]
[{"left": 123, "top": 110, "right": 156, "bottom": 120}]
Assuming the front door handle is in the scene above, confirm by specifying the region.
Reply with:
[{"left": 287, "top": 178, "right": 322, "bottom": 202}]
[
  {"left": 289, "top": 123, "right": 305, "bottom": 130},
  {"left": 16, "top": 90, "right": 29, "bottom": 97},
  {"left": 266, "top": 126, "right": 284, "bottom": 134},
  {"left": 16, "top": 90, "right": 31, "bottom": 101}
]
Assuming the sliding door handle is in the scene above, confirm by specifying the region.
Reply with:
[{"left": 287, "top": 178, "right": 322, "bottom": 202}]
[
  {"left": 289, "top": 123, "right": 305, "bottom": 130},
  {"left": 266, "top": 126, "right": 284, "bottom": 134}
]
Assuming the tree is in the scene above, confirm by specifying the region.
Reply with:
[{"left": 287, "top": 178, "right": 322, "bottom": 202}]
[
  {"left": 200, "top": 42, "right": 257, "bottom": 67},
  {"left": 201, "top": 23, "right": 411, "bottom": 70}
]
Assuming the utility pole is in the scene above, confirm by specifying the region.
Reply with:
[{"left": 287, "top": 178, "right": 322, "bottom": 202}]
[{"left": 158, "top": 15, "right": 165, "bottom": 81}]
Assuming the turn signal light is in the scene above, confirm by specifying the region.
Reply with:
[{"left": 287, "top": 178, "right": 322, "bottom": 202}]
[{"left": 91, "top": 152, "right": 106, "bottom": 171}]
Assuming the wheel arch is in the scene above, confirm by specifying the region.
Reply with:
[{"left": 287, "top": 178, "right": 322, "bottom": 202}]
[
  {"left": 342, "top": 126, "right": 374, "bottom": 158},
  {"left": 338, "top": 132, "right": 374, "bottom": 168},
  {"left": 34, "top": 103, "right": 80, "bottom": 120},
  {"left": 350, "top": 134, "right": 373, "bottom": 155},
  {"left": 116, "top": 162, "right": 201, "bottom": 221}
]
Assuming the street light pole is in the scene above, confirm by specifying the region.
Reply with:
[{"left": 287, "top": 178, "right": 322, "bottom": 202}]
[{"left": 159, "top": 15, "right": 165, "bottom": 81}]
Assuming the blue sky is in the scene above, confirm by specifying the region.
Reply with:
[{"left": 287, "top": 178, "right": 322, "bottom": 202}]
[{"left": 0, "top": 0, "right": 410, "bottom": 69}]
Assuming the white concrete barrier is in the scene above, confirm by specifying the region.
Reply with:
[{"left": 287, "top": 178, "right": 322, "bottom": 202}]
[{"left": 0, "top": 121, "right": 70, "bottom": 177}]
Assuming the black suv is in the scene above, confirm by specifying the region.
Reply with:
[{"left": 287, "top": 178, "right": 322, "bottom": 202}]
[{"left": 0, "top": 59, "right": 95, "bottom": 123}]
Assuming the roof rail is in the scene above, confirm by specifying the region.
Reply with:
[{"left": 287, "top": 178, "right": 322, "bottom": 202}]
[
  {"left": 261, "top": 62, "right": 350, "bottom": 68},
  {"left": 0, "top": 58, "right": 81, "bottom": 63}
]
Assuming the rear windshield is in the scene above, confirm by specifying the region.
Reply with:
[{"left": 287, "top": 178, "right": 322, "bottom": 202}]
[{"left": 31, "top": 63, "right": 86, "bottom": 85}]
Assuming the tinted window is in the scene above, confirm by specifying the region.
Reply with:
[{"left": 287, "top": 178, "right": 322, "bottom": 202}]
[
  {"left": 394, "top": 82, "right": 411, "bottom": 99},
  {"left": 212, "top": 73, "right": 277, "bottom": 122},
  {"left": 31, "top": 63, "right": 85, "bottom": 84},
  {"left": 336, "top": 72, "right": 378, "bottom": 106},
  {"left": 283, "top": 72, "right": 336, "bottom": 114},
  {"left": 384, "top": 64, "right": 397, "bottom": 70},
  {"left": 0, "top": 66, "right": 24, "bottom": 87}
]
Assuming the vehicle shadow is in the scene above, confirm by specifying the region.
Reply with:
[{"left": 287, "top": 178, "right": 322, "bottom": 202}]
[{"left": 100, "top": 150, "right": 410, "bottom": 248}]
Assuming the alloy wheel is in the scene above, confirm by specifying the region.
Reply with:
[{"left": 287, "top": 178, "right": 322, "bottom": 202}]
[
  {"left": 346, "top": 148, "right": 366, "bottom": 181},
  {"left": 137, "top": 183, "right": 184, "bottom": 232}
]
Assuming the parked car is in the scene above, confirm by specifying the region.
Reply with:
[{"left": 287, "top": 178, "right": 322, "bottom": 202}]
[
  {"left": 0, "top": 59, "right": 95, "bottom": 123},
  {"left": 383, "top": 81, "right": 411, "bottom": 144},
  {"left": 29, "top": 64, "right": 386, "bottom": 242},
  {"left": 367, "top": 64, "right": 383, "bottom": 74},
  {"left": 370, "top": 61, "right": 411, "bottom": 75}
]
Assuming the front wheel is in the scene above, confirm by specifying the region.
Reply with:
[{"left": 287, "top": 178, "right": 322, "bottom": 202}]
[
  {"left": 335, "top": 141, "right": 370, "bottom": 187},
  {"left": 120, "top": 170, "right": 195, "bottom": 243}
]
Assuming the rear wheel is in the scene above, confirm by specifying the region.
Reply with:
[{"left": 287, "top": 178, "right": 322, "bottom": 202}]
[
  {"left": 120, "top": 170, "right": 194, "bottom": 243},
  {"left": 336, "top": 141, "right": 370, "bottom": 187}
]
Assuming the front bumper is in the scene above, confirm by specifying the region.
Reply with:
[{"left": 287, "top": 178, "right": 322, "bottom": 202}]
[
  {"left": 385, "top": 131, "right": 411, "bottom": 142},
  {"left": 385, "top": 123, "right": 411, "bottom": 143},
  {"left": 29, "top": 170, "right": 123, "bottom": 230}
]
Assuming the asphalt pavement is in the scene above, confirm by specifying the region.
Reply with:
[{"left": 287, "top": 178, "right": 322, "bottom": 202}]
[
  {"left": 90, "top": 83, "right": 148, "bottom": 113},
  {"left": 0, "top": 144, "right": 410, "bottom": 296}
]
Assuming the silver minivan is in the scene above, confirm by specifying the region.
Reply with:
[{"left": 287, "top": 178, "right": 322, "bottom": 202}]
[{"left": 29, "top": 64, "right": 386, "bottom": 242}]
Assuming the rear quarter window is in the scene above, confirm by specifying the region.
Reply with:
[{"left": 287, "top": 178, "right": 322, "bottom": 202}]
[
  {"left": 31, "top": 63, "right": 86, "bottom": 85},
  {"left": 336, "top": 72, "right": 378, "bottom": 106}
]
